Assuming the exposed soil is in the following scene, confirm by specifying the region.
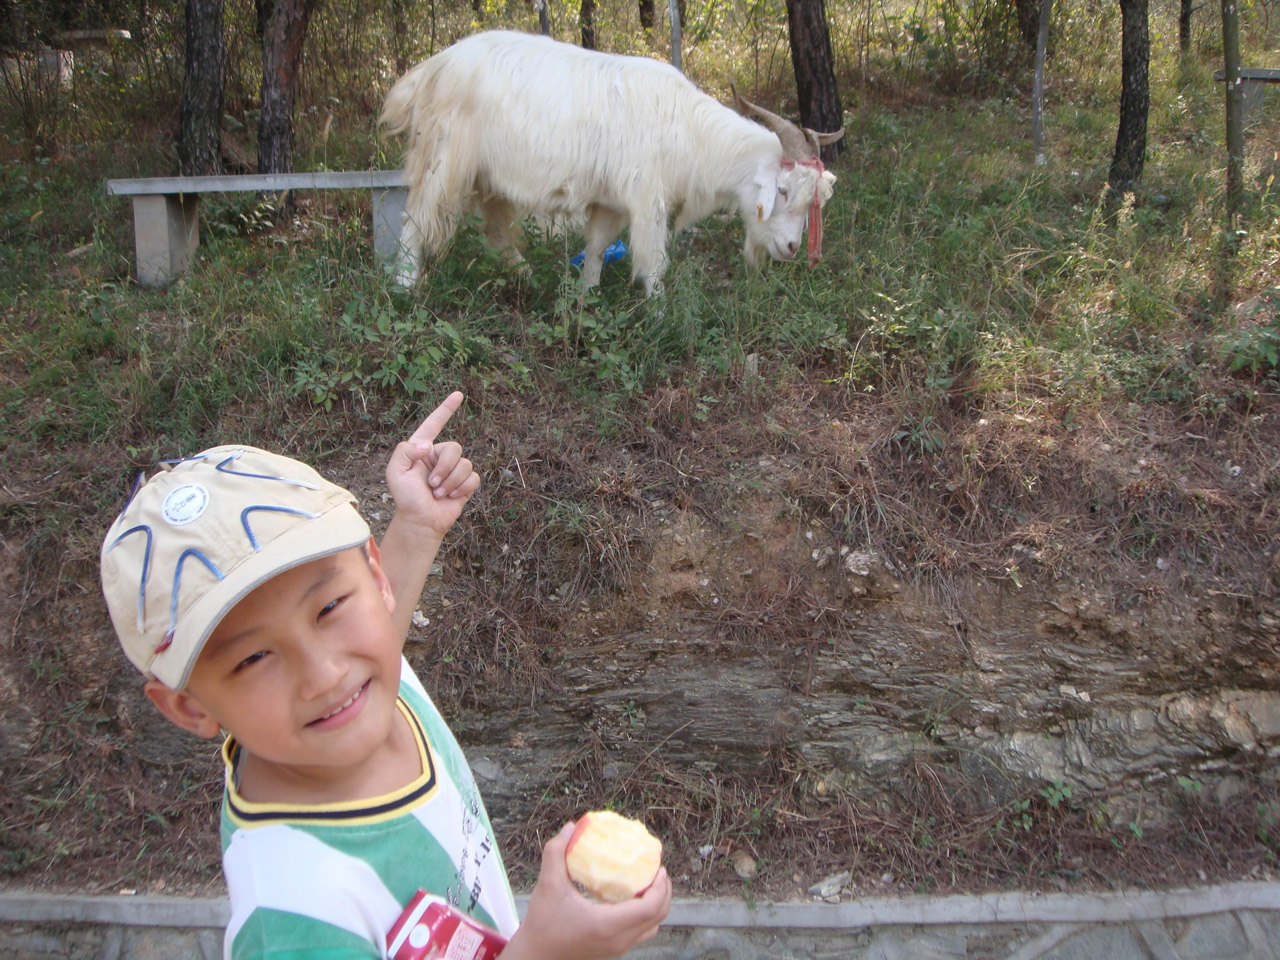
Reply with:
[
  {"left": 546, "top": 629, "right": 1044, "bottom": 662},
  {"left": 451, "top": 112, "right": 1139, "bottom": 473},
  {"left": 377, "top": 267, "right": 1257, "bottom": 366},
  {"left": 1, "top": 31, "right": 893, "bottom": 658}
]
[{"left": 2, "top": 374, "right": 1279, "bottom": 903}]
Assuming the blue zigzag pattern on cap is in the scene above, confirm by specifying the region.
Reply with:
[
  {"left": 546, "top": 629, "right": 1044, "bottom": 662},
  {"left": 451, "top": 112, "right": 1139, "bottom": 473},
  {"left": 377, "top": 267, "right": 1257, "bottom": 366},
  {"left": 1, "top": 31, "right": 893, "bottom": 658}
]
[{"left": 108, "top": 449, "right": 332, "bottom": 658}]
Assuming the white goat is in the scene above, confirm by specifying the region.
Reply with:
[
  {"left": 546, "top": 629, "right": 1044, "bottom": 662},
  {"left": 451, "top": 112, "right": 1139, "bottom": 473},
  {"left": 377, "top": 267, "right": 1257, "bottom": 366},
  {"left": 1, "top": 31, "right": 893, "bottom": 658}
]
[{"left": 380, "top": 30, "right": 844, "bottom": 296}]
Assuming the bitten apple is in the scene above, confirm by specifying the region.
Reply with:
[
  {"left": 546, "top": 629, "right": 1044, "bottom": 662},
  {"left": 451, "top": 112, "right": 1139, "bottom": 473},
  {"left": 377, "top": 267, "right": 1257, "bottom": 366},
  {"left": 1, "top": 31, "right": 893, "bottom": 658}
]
[{"left": 564, "top": 810, "right": 663, "bottom": 903}]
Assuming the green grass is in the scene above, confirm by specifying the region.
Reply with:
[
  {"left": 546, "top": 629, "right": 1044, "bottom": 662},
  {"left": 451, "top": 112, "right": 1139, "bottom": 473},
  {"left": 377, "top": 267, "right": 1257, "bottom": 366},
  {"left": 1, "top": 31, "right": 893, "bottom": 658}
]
[{"left": 3, "top": 1, "right": 1279, "bottom": 485}]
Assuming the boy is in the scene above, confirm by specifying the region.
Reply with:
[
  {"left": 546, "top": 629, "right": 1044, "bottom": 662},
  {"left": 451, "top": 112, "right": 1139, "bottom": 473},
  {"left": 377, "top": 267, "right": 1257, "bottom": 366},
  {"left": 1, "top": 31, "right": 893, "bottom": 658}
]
[{"left": 100, "top": 392, "right": 671, "bottom": 960}]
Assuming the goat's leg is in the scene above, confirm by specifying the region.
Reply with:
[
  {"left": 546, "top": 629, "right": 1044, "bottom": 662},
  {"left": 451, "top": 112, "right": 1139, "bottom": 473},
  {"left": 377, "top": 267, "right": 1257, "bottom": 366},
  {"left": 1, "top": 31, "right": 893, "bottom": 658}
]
[
  {"left": 396, "top": 164, "right": 462, "bottom": 286},
  {"left": 476, "top": 196, "right": 529, "bottom": 273},
  {"left": 580, "top": 204, "right": 626, "bottom": 290},
  {"left": 628, "top": 209, "right": 670, "bottom": 298}
]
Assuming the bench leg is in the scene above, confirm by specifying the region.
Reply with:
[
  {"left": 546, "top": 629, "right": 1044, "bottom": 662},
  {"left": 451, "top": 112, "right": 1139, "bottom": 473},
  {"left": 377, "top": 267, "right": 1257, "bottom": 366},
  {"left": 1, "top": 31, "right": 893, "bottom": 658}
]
[
  {"left": 131, "top": 194, "right": 199, "bottom": 287},
  {"left": 372, "top": 187, "right": 408, "bottom": 267},
  {"left": 1241, "top": 80, "right": 1267, "bottom": 126}
]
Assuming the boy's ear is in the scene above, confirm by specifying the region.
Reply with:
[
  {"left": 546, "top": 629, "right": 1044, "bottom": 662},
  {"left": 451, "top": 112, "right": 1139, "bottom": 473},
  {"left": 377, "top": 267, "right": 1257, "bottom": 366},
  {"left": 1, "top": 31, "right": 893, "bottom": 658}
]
[
  {"left": 364, "top": 537, "right": 396, "bottom": 615},
  {"left": 144, "top": 679, "right": 223, "bottom": 739}
]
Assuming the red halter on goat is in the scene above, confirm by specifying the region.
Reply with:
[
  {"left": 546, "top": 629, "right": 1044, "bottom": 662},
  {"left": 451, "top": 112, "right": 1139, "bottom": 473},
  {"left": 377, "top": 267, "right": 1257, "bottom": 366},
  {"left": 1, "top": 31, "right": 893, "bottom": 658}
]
[{"left": 781, "top": 156, "right": 825, "bottom": 269}]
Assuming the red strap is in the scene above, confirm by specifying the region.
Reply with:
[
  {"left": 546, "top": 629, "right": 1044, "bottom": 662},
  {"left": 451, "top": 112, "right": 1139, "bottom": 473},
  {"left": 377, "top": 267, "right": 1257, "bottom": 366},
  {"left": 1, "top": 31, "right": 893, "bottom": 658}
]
[{"left": 781, "top": 156, "right": 825, "bottom": 268}]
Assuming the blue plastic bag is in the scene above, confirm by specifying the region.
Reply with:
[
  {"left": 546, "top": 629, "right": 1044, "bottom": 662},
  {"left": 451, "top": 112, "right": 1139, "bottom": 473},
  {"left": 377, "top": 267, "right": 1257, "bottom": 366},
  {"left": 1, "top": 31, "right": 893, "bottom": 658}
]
[{"left": 570, "top": 240, "right": 628, "bottom": 270}]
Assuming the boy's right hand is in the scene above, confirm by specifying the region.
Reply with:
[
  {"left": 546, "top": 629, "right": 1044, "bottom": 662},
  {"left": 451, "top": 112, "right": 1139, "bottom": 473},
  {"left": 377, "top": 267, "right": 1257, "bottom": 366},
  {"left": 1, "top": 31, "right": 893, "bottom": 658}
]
[
  {"left": 385, "top": 391, "right": 480, "bottom": 540},
  {"left": 502, "top": 822, "right": 672, "bottom": 960}
]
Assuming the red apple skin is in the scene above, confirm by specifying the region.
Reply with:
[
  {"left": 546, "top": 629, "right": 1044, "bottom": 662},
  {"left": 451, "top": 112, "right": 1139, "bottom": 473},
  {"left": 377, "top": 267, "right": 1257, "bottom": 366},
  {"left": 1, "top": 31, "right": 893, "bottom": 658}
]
[
  {"left": 634, "top": 871, "right": 658, "bottom": 898},
  {"left": 564, "top": 812, "right": 660, "bottom": 900},
  {"left": 565, "top": 813, "right": 592, "bottom": 857}
]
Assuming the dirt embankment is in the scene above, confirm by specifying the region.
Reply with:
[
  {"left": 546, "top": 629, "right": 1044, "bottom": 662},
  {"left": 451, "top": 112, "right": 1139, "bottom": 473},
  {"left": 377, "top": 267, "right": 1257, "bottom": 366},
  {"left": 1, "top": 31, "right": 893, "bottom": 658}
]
[{"left": 2, "top": 382, "right": 1278, "bottom": 899}]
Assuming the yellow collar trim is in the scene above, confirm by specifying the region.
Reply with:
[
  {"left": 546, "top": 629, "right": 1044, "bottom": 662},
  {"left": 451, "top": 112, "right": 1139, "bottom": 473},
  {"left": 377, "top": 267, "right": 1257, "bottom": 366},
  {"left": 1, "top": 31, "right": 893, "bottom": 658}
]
[{"left": 221, "top": 697, "right": 436, "bottom": 828}]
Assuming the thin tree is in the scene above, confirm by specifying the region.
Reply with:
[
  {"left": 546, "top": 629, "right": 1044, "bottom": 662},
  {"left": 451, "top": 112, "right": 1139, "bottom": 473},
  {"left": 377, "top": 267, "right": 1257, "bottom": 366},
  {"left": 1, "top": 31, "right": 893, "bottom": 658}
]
[
  {"left": 580, "top": 0, "right": 596, "bottom": 49},
  {"left": 1179, "top": 0, "right": 1194, "bottom": 53},
  {"left": 255, "top": 0, "right": 320, "bottom": 176},
  {"left": 0, "top": 0, "right": 24, "bottom": 49},
  {"left": 176, "top": 0, "right": 224, "bottom": 176},
  {"left": 1222, "top": 0, "right": 1243, "bottom": 232},
  {"left": 785, "top": 0, "right": 845, "bottom": 161},
  {"left": 387, "top": 0, "right": 411, "bottom": 76},
  {"left": 1108, "top": 0, "right": 1149, "bottom": 192},
  {"left": 1014, "top": 0, "right": 1041, "bottom": 51},
  {"left": 668, "top": 0, "right": 681, "bottom": 70},
  {"left": 1032, "top": 0, "right": 1052, "bottom": 165}
]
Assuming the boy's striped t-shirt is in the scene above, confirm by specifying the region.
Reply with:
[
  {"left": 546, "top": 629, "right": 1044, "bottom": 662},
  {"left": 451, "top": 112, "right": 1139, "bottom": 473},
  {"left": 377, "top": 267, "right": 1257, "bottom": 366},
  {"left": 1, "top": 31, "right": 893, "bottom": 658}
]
[{"left": 218, "top": 659, "right": 518, "bottom": 960}]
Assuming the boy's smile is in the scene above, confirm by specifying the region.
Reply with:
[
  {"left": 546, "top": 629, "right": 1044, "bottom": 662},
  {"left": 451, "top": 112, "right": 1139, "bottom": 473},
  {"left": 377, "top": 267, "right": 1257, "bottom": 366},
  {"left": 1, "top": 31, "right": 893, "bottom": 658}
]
[
  {"left": 308, "top": 678, "right": 370, "bottom": 727},
  {"left": 146, "top": 541, "right": 420, "bottom": 804}
]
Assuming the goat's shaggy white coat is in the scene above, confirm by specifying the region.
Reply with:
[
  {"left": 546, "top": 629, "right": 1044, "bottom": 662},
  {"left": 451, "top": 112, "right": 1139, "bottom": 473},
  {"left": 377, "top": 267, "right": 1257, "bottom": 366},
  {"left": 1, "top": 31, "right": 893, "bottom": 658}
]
[{"left": 380, "top": 30, "right": 838, "bottom": 295}]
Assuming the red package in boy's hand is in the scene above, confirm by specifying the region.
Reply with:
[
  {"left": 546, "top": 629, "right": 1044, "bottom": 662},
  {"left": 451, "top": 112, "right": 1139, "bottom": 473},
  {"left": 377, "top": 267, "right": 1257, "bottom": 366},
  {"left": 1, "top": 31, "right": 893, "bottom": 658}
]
[{"left": 387, "top": 891, "right": 508, "bottom": 960}]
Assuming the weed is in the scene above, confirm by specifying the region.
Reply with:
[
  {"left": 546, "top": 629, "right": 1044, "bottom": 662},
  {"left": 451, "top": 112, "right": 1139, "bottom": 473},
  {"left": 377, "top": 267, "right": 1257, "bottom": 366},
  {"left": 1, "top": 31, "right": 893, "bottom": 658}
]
[
  {"left": 1039, "top": 780, "right": 1073, "bottom": 809},
  {"left": 1221, "top": 290, "right": 1280, "bottom": 374},
  {"left": 1010, "top": 798, "right": 1034, "bottom": 831},
  {"left": 292, "top": 294, "right": 498, "bottom": 410},
  {"left": 1257, "top": 801, "right": 1280, "bottom": 854},
  {"left": 1177, "top": 775, "right": 1203, "bottom": 795},
  {"left": 893, "top": 412, "right": 947, "bottom": 459}
]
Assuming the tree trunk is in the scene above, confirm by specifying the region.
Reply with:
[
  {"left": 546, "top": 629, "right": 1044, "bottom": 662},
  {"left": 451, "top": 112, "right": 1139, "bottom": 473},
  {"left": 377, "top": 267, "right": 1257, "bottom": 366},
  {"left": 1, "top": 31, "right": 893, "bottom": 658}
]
[
  {"left": 256, "top": 0, "right": 319, "bottom": 176},
  {"left": 388, "top": 0, "right": 410, "bottom": 76},
  {"left": 668, "top": 0, "right": 681, "bottom": 71},
  {"left": 1222, "top": 0, "right": 1243, "bottom": 231},
  {"left": 1031, "top": 0, "right": 1052, "bottom": 165},
  {"left": 0, "top": 0, "right": 24, "bottom": 50},
  {"left": 1179, "top": 0, "right": 1192, "bottom": 53},
  {"left": 638, "top": 0, "right": 654, "bottom": 29},
  {"left": 785, "top": 0, "right": 845, "bottom": 161},
  {"left": 1014, "top": 0, "right": 1041, "bottom": 51},
  {"left": 176, "top": 0, "right": 225, "bottom": 177},
  {"left": 1108, "top": 0, "right": 1148, "bottom": 192},
  {"left": 580, "top": 0, "right": 596, "bottom": 49}
]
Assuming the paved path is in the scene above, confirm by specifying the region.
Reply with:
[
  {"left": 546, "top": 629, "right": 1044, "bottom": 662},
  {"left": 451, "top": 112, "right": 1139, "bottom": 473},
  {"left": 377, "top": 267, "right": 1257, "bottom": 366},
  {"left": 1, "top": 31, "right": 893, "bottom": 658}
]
[{"left": 2, "top": 883, "right": 1279, "bottom": 959}]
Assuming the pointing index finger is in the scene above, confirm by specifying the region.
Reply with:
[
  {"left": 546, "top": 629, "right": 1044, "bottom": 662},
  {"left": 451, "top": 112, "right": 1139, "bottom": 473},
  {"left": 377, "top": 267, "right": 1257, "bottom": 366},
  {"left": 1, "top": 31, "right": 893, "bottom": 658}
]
[{"left": 407, "top": 391, "right": 465, "bottom": 448}]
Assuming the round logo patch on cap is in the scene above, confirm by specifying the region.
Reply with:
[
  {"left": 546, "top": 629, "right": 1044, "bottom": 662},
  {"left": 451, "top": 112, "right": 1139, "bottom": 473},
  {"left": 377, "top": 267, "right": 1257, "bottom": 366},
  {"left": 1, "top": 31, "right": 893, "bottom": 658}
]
[{"left": 162, "top": 483, "right": 210, "bottom": 526}]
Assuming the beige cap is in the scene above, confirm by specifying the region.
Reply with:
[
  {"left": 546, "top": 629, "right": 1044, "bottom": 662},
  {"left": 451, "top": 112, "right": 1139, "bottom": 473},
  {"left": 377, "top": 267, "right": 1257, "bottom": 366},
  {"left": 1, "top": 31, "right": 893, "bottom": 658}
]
[{"left": 100, "top": 445, "right": 371, "bottom": 689}]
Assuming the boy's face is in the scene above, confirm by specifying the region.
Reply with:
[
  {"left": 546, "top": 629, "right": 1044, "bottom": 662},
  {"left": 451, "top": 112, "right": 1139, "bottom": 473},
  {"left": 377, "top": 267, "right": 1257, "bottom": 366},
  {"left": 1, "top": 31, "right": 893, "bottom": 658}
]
[{"left": 148, "top": 542, "right": 404, "bottom": 783}]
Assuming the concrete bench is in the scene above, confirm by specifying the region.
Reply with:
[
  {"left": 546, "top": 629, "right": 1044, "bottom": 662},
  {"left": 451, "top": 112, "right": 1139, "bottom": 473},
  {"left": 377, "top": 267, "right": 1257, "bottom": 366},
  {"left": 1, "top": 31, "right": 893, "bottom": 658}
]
[
  {"left": 1214, "top": 67, "right": 1280, "bottom": 125},
  {"left": 105, "top": 171, "right": 407, "bottom": 287}
]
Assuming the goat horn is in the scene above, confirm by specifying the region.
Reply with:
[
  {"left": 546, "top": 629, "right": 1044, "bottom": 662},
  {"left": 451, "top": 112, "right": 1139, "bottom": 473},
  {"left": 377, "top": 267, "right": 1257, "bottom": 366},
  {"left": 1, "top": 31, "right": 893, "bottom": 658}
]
[
  {"left": 729, "top": 80, "right": 813, "bottom": 161},
  {"left": 812, "top": 126, "right": 846, "bottom": 147}
]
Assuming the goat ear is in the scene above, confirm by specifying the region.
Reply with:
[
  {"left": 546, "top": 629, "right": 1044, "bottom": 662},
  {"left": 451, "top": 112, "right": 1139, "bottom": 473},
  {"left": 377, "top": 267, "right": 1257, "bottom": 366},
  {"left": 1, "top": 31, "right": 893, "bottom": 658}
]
[
  {"left": 754, "top": 168, "right": 778, "bottom": 221},
  {"left": 818, "top": 170, "right": 837, "bottom": 204}
]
